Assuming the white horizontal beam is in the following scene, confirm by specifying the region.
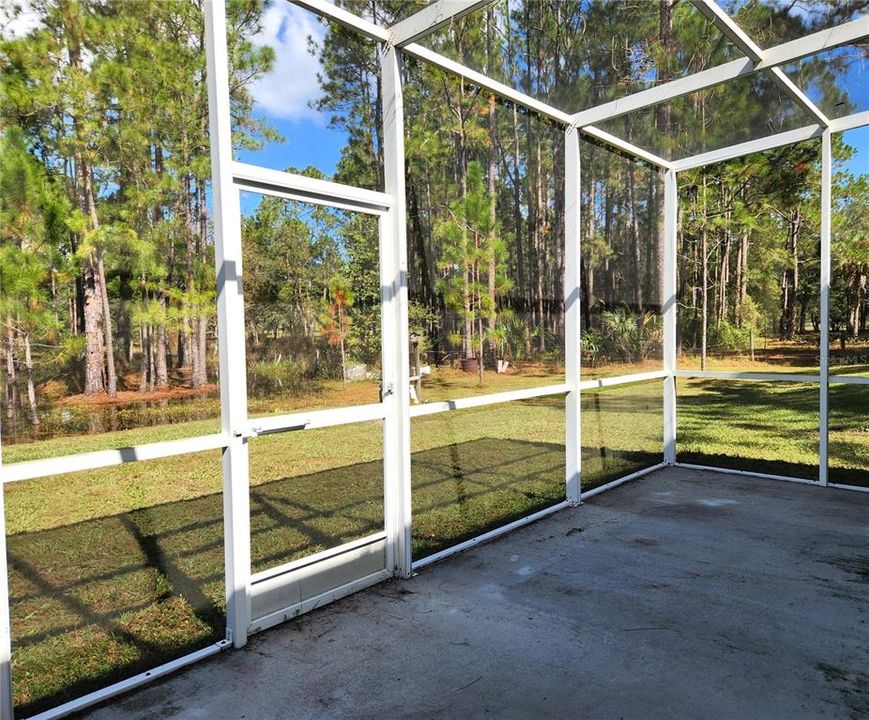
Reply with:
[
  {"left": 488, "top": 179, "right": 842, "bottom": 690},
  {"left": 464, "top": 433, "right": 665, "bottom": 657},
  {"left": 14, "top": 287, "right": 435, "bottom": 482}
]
[
  {"left": 246, "top": 402, "right": 386, "bottom": 436},
  {"left": 690, "top": 2, "right": 830, "bottom": 127},
  {"left": 675, "top": 370, "right": 821, "bottom": 382},
  {"left": 580, "top": 126, "right": 673, "bottom": 170},
  {"left": 572, "top": 58, "right": 754, "bottom": 128},
  {"left": 291, "top": 0, "right": 389, "bottom": 42},
  {"left": 2, "top": 432, "right": 229, "bottom": 484},
  {"left": 674, "top": 462, "right": 820, "bottom": 486},
  {"left": 769, "top": 67, "right": 830, "bottom": 126},
  {"left": 408, "top": 382, "right": 570, "bottom": 417},
  {"left": 581, "top": 462, "right": 667, "bottom": 500},
  {"left": 390, "top": 1, "right": 491, "bottom": 47},
  {"left": 578, "top": 370, "right": 668, "bottom": 391},
  {"left": 249, "top": 531, "right": 388, "bottom": 585},
  {"left": 570, "top": 15, "right": 869, "bottom": 128},
  {"left": 691, "top": 0, "right": 763, "bottom": 62},
  {"left": 762, "top": 17, "right": 869, "bottom": 67},
  {"left": 671, "top": 123, "right": 824, "bottom": 171},
  {"left": 25, "top": 641, "right": 230, "bottom": 720},
  {"left": 401, "top": 42, "right": 572, "bottom": 124},
  {"left": 232, "top": 162, "right": 391, "bottom": 213},
  {"left": 828, "top": 375, "right": 869, "bottom": 385},
  {"left": 829, "top": 482, "right": 869, "bottom": 493},
  {"left": 676, "top": 370, "right": 869, "bottom": 389},
  {"left": 831, "top": 109, "right": 869, "bottom": 133}
]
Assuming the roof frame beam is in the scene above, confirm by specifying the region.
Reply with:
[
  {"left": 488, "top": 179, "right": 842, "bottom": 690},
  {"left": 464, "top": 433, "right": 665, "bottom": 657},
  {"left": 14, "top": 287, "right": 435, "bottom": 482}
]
[
  {"left": 830, "top": 109, "right": 869, "bottom": 133},
  {"left": 570, "top": 14, "right": 868, "bottom": 128},
  {"left": 691, "top": 0, "right": 830, "bottom": 126},
  {"left": 389, "top": 0, "right": 492, "bottom": 47},
  {"left": 290, "top": 0, "right": 869, "bottom": 172},
  {"left": 399, "top": 43, "right": 673, "bottom": 169},
  {"left": 292, "top": 0, "right": 390, "bottom": 42},
  {"left": 669, "top": 105, "right": 869, "bottom": 172},
  {"left": 671, "top": 124, "right": 824, "bottom": 172},
  {"left": 290, "top": 1, "right": 672, "bottom": 168}
]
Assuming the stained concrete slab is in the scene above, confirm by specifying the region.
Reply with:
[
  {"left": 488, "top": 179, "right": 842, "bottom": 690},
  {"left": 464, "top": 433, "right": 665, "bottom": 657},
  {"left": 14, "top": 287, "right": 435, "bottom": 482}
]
[{"left": 80, "top": 468, "right": 869, "bottom": 720}]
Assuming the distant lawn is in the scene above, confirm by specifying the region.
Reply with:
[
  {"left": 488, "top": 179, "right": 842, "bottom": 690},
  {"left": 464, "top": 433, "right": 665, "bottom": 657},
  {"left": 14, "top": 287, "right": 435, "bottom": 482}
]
[{"left": 4, "top": 374, "right": 866, "bottom": 715}]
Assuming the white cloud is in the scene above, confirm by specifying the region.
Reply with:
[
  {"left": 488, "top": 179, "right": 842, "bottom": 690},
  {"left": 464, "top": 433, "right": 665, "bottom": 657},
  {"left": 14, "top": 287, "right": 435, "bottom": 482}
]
[
  {"left": 0, "top": 0, "right": 43, "bottom": 39},
  {"left": 249, "top": 1, "right": 325, "bottom": 122}
]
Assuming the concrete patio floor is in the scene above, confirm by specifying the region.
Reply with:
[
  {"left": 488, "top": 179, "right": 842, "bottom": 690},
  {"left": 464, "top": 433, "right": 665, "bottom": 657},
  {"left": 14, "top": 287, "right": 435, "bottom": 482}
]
[{"left": 80, "top": 467, "right": 869, "bottom": 720}]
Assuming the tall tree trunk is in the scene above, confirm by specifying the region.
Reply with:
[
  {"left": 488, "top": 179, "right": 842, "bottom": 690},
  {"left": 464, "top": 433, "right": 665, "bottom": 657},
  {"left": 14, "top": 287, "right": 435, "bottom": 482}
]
[
  {"left": 67, "top": 11, "right": 113, "bottom": 396},
  {"left": 140, "top": 323, "right": 151, "bottom": 393},
  {"left": 536, "top": 138, "right": 545, "bottom": 354},
  {"left": 22, "top": 331, "right": 39, "bottom": 426},
  {"left": 79, "top": 160, "right": 116, "bottom": 398},
  {"left": 780, "top": 211, "right": 801, "bottom": 339},
  {"left": 82, "top": 256, "right": 106, "bottom": 395},
  {"left": 155, "top": 316, "right": 169, "bottom": 389},
  {"left": 627, "top": 160, "right": 642, "bottom": 310},
  {"left": 486, "top": 4, "right": 498, "bottom": 368},
  {"left": 194, "top": 180, "right": 209, "bottom": 387},
  {"left": 96, "top": 255, "right": 117, "bottom": 396},
  {"left": 851, "top": 273, "right": 866, "bottom": 338},
  {"left": 5, "top": 324, "right": 16, "bottom": 422},
  {"left": 194, "top": 315, "right": 207, "bottom": 386},
  {"left": 736, "top": 227, "right": 749, "bottom": 327},
  {"left": 717, "top": 229, "right": 730, "bottom": 329}
]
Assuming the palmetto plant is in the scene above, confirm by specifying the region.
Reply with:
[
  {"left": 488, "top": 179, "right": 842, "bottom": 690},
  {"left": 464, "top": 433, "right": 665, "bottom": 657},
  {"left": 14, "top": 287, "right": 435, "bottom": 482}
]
[{"left": 597, "top": 308, "right": 663, "bottom": 363}]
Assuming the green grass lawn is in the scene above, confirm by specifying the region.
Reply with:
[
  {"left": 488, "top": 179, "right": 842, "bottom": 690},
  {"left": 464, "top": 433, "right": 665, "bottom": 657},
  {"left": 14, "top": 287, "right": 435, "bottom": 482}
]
[
  {"left": 3, "top": 375, "right": 866, "bottom": 715},
  {"left": 677, "top": 379, "right": 868, "bottom": 486}
]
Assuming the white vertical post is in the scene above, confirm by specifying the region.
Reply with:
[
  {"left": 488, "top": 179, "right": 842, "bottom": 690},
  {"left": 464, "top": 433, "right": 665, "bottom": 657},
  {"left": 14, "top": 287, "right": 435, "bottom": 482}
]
[
  {"left": 663, "top": 169, "right": 678, "bottom": 464},
  {"left": 381, "top": 45, "right": 413, "bottom": 577},
  {"left": 0, "top": 441, "right": 14, "bottom": 719},
  {"left": 204, "top": 0, "right": 252, "bottom": 647},
  {"left": 564, "top": 127, "right": 582, "bottom": 504},
  {"left": 819, "top": 129, "right": 832, "bottom": 486}
]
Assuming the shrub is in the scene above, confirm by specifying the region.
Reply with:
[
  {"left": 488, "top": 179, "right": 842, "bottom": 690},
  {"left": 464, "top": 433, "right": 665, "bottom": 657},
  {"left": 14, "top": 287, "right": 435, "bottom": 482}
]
[
  {"left": 596, "top": 307, "right": 662, "bottom": 363},
  {"left": 247, "top": 359, "right": 309, "bottom": 397},
  {"left": 709, "top": 320, "right": 751, "bottom": 352}
]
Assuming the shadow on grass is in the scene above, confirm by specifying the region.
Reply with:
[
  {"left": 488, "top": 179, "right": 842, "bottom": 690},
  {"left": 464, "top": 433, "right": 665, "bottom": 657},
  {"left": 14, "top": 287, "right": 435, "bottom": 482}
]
[
  {"left": 676, "top": 380, "right": 867, "bottom": 486},
  {"left": 9, "top": 437, "right": 568, "bottom": 716},
  {"left": 411, "top": 437, "right": 566, "bottom": 560},
  {"left": 676, "top": 452, "right": 820, "bottom": 481},
  {"left": 581, "top": 449, "right": 663, "bottom": 492}
]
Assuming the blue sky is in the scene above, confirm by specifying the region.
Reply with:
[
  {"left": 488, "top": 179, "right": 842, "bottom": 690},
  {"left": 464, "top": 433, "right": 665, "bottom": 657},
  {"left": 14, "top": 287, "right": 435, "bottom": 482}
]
[{"left": 237, "top": 115, "right": 343, "bottom": 178}]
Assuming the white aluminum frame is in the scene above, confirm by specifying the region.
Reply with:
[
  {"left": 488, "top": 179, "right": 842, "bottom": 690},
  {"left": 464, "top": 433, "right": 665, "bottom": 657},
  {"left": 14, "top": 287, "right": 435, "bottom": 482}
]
[
  {"left": 819, "top": 130, "right": 832, "bottom": 486},
  {"left": 569, "top": 15, "right": 869, "bottom": 129},
  {"left": 381, "top": 43, "right": 414, "bottom": 579},
  {"left": 3, "top": 1, "right": 869, "bottom": 717},
  {"left": 0, "top": 441, "right": 12, "bottom": 720},
  {"left": 690, "top": 0, "right": 830, "bottom": 127},
  {"left": 564, "top": 127, "right": 582, "bottom": 504},
  {"left": 389, "top": 0, "right": 491, "bottom": 47},
  {"left": 205, "top": 0, "right": 252, "bottom": 649},
  {"left": 663, "top": 170, "right": 678, "bottom": 465},
  {"left": 675, "top": 463, "right": 821, "bottom": 487}
]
